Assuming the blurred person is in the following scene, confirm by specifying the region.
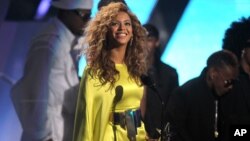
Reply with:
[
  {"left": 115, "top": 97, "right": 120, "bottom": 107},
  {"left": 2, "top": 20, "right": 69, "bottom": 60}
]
[
  {"left": 222, "top": 16, "right": 250, "bottom": 96},
  {"left": 166, "top": 50, "right": 239, "bottom": 141},
  {"left": 142, "top": 24, "right": 179, "bottom": 140},
  {"left": 220, "top": 16, "right": 250, "bottom": 140},
  {"left": 73, "top": 2, "right": 148, "bottom": 141},
  {"left": 10, "top": 0, "right": 92, "bottom": 141}
]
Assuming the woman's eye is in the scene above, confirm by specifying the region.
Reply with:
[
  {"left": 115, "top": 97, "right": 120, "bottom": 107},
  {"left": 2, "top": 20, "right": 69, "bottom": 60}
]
[
  {"left": 111, "top": 22, "right": 119, "bottom": 26},
  {"left": 125, "top": 22, "right": 131, "bottom": 26}
]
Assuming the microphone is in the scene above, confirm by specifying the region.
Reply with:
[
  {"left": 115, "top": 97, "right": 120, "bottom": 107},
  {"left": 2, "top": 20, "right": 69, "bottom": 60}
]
[
  {"left": 113, "top": 85, "right": 123, "bottom": 108},
  {"left": 112, "top": 85, "right": 123, "bottom": 141}
]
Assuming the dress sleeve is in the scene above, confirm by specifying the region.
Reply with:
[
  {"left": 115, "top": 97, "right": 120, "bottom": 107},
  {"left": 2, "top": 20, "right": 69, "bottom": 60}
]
[{"left": 73, "top": 68, "right": 94, "bottom": 141}]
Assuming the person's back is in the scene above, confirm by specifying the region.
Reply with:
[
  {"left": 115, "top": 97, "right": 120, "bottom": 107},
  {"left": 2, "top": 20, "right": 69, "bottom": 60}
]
[{"left": 10, "top": 0, "right": 92, "bottom": 140}]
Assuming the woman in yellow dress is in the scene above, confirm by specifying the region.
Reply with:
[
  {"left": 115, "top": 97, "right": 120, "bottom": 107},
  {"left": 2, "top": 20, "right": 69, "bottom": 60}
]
[{"left": 73, "top": 2, "right": 148, "bottom": 141}]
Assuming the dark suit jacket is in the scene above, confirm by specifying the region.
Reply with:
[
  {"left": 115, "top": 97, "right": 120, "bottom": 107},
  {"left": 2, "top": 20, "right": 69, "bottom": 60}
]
[
  {"left": 144, "top": 51, "right": 179, "bottom": 138},
  {"left": 220, "top": 67, "right": 250, "bottom": 141},
  {"left": 166, "top": 68, "right": 218, "bottom": 141}
]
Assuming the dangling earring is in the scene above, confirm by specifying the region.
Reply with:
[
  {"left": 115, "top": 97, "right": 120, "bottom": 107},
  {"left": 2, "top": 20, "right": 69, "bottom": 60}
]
[{"left": 129, "top": 37, "right": 133, "bottom": 47}]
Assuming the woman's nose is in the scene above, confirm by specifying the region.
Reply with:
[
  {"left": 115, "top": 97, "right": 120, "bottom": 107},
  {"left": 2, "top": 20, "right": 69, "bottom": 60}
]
[{"left": 118, "top": 23, "right": 125, "bottom": 30}]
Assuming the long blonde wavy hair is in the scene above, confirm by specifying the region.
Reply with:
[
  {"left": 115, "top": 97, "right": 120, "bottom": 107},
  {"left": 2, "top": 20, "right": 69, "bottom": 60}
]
[{"left": 83, "top": 2, "right": 147, "bottom": 88}]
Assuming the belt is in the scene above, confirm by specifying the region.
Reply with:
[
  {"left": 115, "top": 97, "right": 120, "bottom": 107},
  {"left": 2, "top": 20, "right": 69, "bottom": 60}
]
[
  {"left": 110, "top": 109, "right": 142, "bottom": 129},
  {"left": 110, "top": 109, "right": 142, "bottom": 140}
]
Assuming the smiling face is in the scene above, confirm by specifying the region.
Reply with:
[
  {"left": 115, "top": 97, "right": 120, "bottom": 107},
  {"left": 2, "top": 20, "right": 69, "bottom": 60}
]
[{"left": 107, "top": 11, "right": 133, "bottom": 48}]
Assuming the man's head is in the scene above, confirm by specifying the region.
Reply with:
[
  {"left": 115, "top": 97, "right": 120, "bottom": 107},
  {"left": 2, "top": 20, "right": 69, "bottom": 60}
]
[
  {"left": 97, "top": 0, "right": 127, "bottom": 11},
  {"left": 222, "top": 17, "right": 250, "bottom": 62},
  {"left": 206, "top": 50, "right": 239, "bottom": 96},
  {"left": 51, "top": 0, "right": 93, "bottom": 36},
  {"left": 143, "top": 24, "right": 160, "bottom": 50}
]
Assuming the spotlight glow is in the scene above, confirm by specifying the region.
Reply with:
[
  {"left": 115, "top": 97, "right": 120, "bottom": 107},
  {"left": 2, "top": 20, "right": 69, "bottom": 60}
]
[{"left": 35, "top": 0, "right": 51, "bottom": 20}]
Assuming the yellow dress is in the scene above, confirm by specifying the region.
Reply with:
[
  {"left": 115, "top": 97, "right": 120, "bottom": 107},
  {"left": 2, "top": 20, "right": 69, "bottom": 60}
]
[{"left": 74, "top": 64, "right": 146, "bottom": 141}]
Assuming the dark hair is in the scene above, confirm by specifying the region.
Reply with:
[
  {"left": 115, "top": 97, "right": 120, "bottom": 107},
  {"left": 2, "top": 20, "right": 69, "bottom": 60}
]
[
  {"left": 97, "top": 0, "right": 127, "bottom": 10},
  {"left": 143, "top": 24, "right": 159, "bottom": 39},
  {"left": 207, "top": 50, "right": 238, "bottom": 70},
  {"left": 222, "top": 16, "right": 250, "bottom": 60}
]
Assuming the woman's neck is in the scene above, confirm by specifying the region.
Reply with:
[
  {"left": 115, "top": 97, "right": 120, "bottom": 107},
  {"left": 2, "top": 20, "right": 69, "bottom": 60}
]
[{"left": 110, "top": 46, "right": 127, "bottom": 64}]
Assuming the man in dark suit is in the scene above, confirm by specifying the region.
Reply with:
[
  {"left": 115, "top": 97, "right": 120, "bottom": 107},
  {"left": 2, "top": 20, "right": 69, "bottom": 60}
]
[
  {"left": 143, "top": 24, "right": 179, "bottom": 140},
  {"left": 166, "top": 50, "right": 239, "bottom": 141}
]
